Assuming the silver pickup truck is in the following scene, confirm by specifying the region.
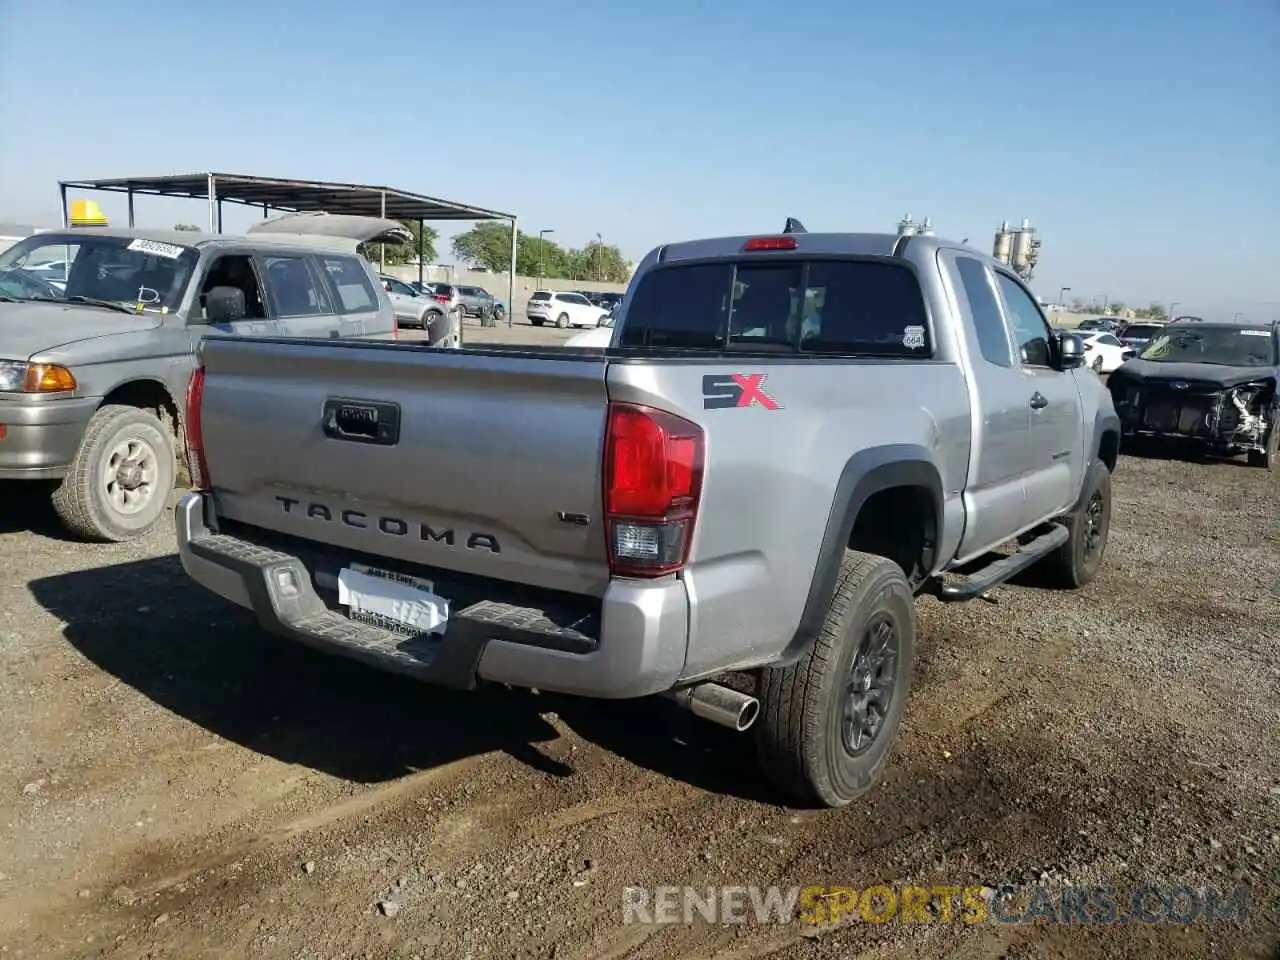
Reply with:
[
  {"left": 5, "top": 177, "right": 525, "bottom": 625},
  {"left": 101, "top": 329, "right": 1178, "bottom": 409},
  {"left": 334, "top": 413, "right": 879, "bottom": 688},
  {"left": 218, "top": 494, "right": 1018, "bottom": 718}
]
[
  {"left": 176, "top": 222, "right": 1120, "bottom": 808},
  {"left": 0, "top": 213, "right": 403, "bottom": 541}
]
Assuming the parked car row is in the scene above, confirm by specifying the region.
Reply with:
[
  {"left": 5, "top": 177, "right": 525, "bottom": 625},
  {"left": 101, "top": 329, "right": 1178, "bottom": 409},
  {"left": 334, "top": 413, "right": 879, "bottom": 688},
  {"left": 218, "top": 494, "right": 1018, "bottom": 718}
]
[{"left": 382, "top": 277, "right": 507, "bottom": 329}]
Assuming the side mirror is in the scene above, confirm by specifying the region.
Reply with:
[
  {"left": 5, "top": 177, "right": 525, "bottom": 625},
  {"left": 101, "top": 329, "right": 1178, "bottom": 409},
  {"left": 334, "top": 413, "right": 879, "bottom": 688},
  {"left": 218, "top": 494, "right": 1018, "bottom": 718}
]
[
  {"left": 1057, "top": 332, "right": 1087, "bottom": 369},
  {"left": 204, "top": 285, "right": 246, "bottom": 323}
]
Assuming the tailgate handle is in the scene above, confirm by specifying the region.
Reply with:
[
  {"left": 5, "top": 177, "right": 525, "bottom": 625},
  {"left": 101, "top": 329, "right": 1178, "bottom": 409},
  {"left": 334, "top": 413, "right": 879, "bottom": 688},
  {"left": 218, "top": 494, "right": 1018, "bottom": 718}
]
[{"left": 322, "top": 398, "right": 400, "bottom": 445}]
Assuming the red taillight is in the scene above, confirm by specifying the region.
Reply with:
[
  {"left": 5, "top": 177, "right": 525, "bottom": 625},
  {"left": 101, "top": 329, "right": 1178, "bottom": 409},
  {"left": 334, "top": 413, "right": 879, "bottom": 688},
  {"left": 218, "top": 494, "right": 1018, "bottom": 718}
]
[
  {"left": 743, "top": 236, "right": 797, "bottom": 251},
  {"left": 432, "top": 294, "right": 449, "bottom": 303},
  {"left": 184, "top": 367, "right": 211, "bottom": 491},
  {"left": 604, "top": 402, "right": 704, "bottom": 577}
]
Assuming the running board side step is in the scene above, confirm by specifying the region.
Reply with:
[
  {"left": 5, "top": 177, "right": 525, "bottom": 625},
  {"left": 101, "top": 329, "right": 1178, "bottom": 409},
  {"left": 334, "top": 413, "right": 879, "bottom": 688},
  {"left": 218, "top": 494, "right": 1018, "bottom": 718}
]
[{"left": 930, "top": 524, "right": 1070, "bottom": 603}]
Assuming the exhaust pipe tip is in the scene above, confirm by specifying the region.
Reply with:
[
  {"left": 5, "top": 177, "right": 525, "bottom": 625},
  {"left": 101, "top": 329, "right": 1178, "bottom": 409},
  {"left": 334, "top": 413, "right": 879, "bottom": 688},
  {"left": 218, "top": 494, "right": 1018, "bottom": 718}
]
[
  {"left": 735, "top": 697, "right": 760, "bottom": 732},
  {"left": 663, "top": 682, "right": 760, "bottom": 732}
]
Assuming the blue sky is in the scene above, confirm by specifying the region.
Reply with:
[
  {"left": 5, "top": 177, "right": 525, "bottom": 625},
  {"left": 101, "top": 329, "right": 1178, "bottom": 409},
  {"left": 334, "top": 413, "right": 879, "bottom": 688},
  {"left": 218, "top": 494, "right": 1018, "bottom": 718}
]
[{"left": 1, "top": 0, "right": 1276, "bottom": 317}]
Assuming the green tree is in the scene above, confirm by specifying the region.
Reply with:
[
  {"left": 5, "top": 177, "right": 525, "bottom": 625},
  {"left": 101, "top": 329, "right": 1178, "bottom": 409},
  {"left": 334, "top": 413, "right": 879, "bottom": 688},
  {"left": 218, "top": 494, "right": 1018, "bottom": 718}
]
[
  {"left": 452, "top": 223, "right": 570, "bottom": 276},
  {"left": 452, "top": 224, "right": 630, "bottom": 282},
  {"left": 579, "top": 238, "right": 630, "bottom": 283},
  {"left": 452, "top": 222, "right": 519, "bottom": 273},
  {"left": 1109, "top": 301, "right": 1126, "bottom": 315},
  {"left": 357, "top": 220, "right": 437, "bottom": 266},
  {"left": 1144, "top": 302, "right": 1168, "bottom": 320},
  {"left": 173, "top": 223, "right": 201, "bottom": 232}
]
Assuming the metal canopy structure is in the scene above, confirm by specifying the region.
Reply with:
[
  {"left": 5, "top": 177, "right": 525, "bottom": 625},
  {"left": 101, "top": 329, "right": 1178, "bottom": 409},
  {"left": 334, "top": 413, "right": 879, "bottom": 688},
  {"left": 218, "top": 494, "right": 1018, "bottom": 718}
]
[{"left": 56, "top": 171, "right": 519, "bottom": 325}]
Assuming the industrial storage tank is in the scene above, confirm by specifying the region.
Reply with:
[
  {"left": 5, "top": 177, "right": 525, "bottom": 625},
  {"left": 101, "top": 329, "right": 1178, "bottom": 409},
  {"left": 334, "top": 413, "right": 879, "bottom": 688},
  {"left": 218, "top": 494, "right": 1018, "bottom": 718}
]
[
  {"left": 992, "top": 221, "right": 1013, "bottom": 263},
  {"left": 1010, "top": 218, "right": 1036, "bottom": 270}
]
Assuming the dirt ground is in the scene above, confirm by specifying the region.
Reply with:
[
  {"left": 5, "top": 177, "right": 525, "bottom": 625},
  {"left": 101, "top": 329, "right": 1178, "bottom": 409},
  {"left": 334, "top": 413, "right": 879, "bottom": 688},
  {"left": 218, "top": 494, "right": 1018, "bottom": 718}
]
[{"left": 1, "top": 377, "right": 1277, "bottom": 958}]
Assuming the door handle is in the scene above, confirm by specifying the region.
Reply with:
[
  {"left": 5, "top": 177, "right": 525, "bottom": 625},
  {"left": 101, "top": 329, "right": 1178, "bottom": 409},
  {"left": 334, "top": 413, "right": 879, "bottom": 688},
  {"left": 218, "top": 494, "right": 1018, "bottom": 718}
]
[{"left": 1029, "top": 392, "right": 1049, "bottom": 410}]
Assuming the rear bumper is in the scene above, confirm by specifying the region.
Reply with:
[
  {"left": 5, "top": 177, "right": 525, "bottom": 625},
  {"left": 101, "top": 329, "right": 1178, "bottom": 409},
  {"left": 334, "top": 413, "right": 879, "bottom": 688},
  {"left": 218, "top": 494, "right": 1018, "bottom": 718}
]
[
  {"left": 0, "top": 395, "right": 99, "bottom": 479},
  {"left": 174, "top": 492, "right": 689, "bottom": 698}
]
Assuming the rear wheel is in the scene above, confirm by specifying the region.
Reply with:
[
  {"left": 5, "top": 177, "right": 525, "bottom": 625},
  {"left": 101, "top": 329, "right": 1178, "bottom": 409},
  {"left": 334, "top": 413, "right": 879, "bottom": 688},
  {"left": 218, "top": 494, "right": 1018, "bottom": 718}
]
[
  {"left": 556, "top": 313, "right": 570, "bottom": 329},
  {"left": 52, "top": 404, "right": 176, "bottom": 542},
  {"left": 755, "top": 550, "right": 916, "bottom": 808}
]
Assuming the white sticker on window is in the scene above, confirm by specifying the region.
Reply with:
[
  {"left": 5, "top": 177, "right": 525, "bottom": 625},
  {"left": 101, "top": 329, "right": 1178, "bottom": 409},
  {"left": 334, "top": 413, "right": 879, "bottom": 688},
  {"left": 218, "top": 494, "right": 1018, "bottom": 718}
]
[
  {"left": 1239, "top": 329, "right": 1270, "bottom": 337},
  {"left": 902, "top": 325, "right": 926, "bottom": 349},
  {"left": 127, "top": 238, "right": 185, "bottom": 259}
]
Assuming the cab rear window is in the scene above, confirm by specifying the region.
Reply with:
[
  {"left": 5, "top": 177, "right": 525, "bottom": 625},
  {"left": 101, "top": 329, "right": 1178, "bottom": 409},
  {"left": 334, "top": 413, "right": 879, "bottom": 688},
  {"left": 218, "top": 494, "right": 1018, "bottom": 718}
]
[{"left": 619, "top": 258, "right": 931, "bottom": 356}]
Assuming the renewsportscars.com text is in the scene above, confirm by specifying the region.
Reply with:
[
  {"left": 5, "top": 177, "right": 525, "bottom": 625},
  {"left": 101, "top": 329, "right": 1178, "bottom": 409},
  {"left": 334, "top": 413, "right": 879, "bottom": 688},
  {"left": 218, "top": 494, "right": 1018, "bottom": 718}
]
[{"left": 621, "top": 884, "right": 1251, "bottom": 926}]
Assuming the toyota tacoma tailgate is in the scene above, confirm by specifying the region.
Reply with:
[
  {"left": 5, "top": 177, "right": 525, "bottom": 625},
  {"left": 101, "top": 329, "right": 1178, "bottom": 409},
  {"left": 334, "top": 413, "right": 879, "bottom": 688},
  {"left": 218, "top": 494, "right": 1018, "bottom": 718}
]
[{"left": 194, "top": 336, "right": 612, "bottom": 596}]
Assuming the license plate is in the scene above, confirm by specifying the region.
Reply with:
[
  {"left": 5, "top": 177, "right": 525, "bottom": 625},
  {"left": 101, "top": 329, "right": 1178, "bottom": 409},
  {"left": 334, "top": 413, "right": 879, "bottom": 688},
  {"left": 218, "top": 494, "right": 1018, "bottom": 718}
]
[{"left": 337, "top": 562, "right": 449, "bottom": 635}]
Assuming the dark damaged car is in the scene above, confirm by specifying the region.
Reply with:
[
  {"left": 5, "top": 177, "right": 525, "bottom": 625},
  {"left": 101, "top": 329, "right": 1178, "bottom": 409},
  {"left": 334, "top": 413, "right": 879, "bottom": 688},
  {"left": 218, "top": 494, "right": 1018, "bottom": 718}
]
[{"left": 1108, "top": 320, "right": 1279, "bottom": 469}]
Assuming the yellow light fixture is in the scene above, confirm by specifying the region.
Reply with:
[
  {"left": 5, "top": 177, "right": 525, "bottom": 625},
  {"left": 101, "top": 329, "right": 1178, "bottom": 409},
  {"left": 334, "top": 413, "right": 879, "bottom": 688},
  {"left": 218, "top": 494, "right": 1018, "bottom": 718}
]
[{"left": 69, "top": 199, "right": 108, "bottom": 227}]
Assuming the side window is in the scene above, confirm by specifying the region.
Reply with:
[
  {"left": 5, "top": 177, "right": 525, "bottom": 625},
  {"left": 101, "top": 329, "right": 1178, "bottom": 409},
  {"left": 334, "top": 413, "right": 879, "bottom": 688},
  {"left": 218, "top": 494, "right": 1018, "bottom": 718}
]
[
  {"left": 320, "top": 257, "right": 379, "bottom": 313},
  {"left": 262, "top": 256, "right": 327, "bottom": 317},
  {"left": 565, "top": 293, "right": 591, "bottom": 306},
  {"left": 954, "top": 257, "right": 1013, "bottom": 367},
  {"left": 385, "top": 278, "right": 414, "bottom": 297},
  {"left": 800, "top": 260, "right": 930, "bottom": 356},
  {"left": 1098, "top": 334, "right": 1122, "bottom": 347},
  {"left": 197, "top": 254, "right": 267, "bottom": 321},
  {"left": 995, "top": 273, "right": 1053, "bottom": 367}
]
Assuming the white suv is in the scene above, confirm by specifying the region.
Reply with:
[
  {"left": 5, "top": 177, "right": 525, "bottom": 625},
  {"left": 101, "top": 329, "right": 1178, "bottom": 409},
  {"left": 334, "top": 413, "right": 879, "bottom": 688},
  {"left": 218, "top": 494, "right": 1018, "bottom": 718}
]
[{"left": 526, "top": 290, "right": 608, "bottom": 328}]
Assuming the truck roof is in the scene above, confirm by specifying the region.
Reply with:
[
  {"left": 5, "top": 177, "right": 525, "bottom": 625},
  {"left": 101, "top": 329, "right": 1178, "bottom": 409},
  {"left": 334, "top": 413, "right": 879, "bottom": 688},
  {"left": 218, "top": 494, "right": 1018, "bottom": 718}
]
[
  {"left": 652, "top": 230, "right": 1001, "bottom": 268},
  {"left": 35, "top": 214, "right": 409, "bottom": 255}
]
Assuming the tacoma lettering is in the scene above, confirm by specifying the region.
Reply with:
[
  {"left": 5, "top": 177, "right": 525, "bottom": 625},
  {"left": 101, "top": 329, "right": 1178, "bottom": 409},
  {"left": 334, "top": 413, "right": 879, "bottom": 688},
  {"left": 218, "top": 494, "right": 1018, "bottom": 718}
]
[{"left": 274, "top": 496, "right": 501, "bottom": 553}]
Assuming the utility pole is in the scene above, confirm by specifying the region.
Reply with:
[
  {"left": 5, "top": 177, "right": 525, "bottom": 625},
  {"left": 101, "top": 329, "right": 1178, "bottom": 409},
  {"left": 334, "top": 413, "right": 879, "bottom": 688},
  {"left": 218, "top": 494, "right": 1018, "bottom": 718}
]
[{"left": 538, "top": 228, "right": 554, "bottom": 290}]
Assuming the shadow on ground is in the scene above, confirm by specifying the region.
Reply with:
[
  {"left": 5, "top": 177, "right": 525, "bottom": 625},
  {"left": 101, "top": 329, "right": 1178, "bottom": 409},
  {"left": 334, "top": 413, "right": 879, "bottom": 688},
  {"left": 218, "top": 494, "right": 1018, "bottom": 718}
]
[
  {"left": 0, "top": 481, "right": 82, "bottom": 540},
  {"left": 28, "top": 556, "right": 778, "bottom": 803}
]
